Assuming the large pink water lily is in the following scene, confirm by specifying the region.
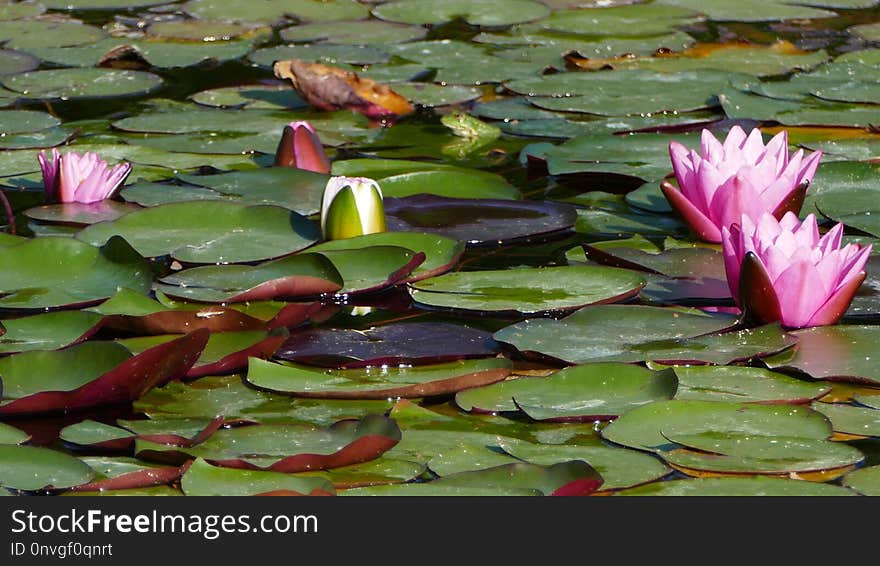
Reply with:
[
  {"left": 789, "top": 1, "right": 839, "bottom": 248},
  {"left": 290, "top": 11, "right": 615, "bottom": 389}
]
[
  {"left": 39, "top": 149, "right": 131, "bottom": 204},
  {"left": 721, "top": 212, "right": 871, "bottom": 329},
  {"left": 273, "top": 120, "right": 331, "bottom": 174},
  {"left": 662, "top": 126, "right": 822, "bottom": 243}
]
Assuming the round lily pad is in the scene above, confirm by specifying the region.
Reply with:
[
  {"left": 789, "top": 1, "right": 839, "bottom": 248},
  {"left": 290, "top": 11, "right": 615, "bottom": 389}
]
[
  {"left": 672, "top": 365, "right": 831, "bottom": 404},
  {"left": 763, "top": 326, "right": 880, "bottom": 385},
  {"left": 0, "top": 2, "right": 46, "bottom": 19},
  {"left": 456, "top": 363, "right": 677, "bottom": 420},
  {"left": 183, "top": 0, "right": 371, "bottom": 24},
  {"left": 392, "top": 83, "right": 481, "bottom": 107},
  {"left": 3, "top": 68, "right": 163, "bottom": 101},
  {"left": 378, "top": 170, "right": 519, "bottom": 200},
  {"left": 0, "top": 110, "right": 58, "bottom": 135},
  {"left": 77, "top": 201, "right": 319, "bottom": 264},
  {"left": 0, "top": 49, "right": 39, "bottom": 76},
  {"left": 0, "top": 19, "right": 106, "bottom": 50},
  {"left": 279, "top": 20, "right": 427, "bottom": 45},
  {"left": 190, "top": 84, "right": 307, "bottom": 110},
  {"left": 42, "top": 0, "right": 178, "bottom": 8},
  {"left": 147, "top": 21, "right": 269, "bottom": 42},
  {"left": 274, "top": 322, "right": 501, "bottom": 368},
  {"left": 247, "top": 357, "right": 511, "bottom": 399},
  {"left": 0, "top": 311, "right": 103, "bottom": 354},
  {"left": 181, "top": 458, "right": 334, "bottom": 496},
  {"left": 385, "top": 195, "right": 578, "bottom": 246},
  {"left": 0, "top": 236, "right": 150, "bottom": 310},
  {"left": 373, "top": 0, "right": 550, "bottom": 26},
  {"left": 0, "top": 445, "right": 94, "bottom": 491},
  {"left": 249, "top": 44, "right": 389, "bottom": 67},
  {"left": 842, "top": 465, "right": 880, "bottom": 496},
  {"left": 617, "top": 476, "right": 855, "bottom": 496},
  {"left": 811, "top": 402, "right": 880, "bottom": 438},
  {"left": 536, "top": 4, "right": 700, "bottom": 37},
  {"left": 0, "top": 424, "right": 29, "bottom": 445},
  {"left": 410, "top": 265, "right": 645, "bottom": 315},
  {"left": 25, "top": 201, "right": 141, "bottom": 226},
  {"left": 601, "top": 400, "right": 833, "bottom": 452}
]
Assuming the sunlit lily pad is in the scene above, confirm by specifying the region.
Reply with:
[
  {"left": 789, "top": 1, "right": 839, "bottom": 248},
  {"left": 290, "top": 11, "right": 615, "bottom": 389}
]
[
  {"left": 763, "top": 326, "right": 880, "bottom": 385},
  {"left": 183, "top": 0, "right": 371, "bottom": 24},
  {"left": 497, "top": 439, "right": 671, "bottom": 491},
  {"left": 3, "top": 68, "right": 163, "bottom": 101},
  {"left": 671, "top": 365, "right": 831, "bottom": 403},
  {"left": 274, "top": 322, "right": 501, "bottom": 368},
  {"left": 0, "top": 236, "right": 150, "bottom": 310},
  {"left": 534, "top": 5, "right": 700, "bottom": 37},
  {"left": 0, "top": 424, "right": 29, "bottom": 445},
  {"left": 811, "top": 402, "right": 880, "bottom": 438},
  {"left": 181, "top": 458, "right": 334, "bottom": 496},
  {"left": 373, "top": 0, "right": 550, "bottom": 26},
  {"left": 190, "top": 84, "right": 307, "bottom": 110},
  {"left": 617, "top": 476, "right": 855, "bottom": 496},
  {"left": 601, "top": 400, "right": 832, "bottom": 452},
  {"left": 494, "top": 305, "right": 739, "bottom": 364},
  {"left": 654, "top": 0, "right": 835, "bottom": 21},
  {"left": 249, "top": 44, "right": 389, "bottom": 67},
  {"left": 385, "top": 195, "right": 578, "bottom": 246},
  {"left": 411, "top": 265, "right": 645, "bottom": 315},
  {"left": 842, "top": 464, "right": 880, "bottom": 496},
  {"left": 0, "top": 445, "right": 94, "bottom": 491},
  {"left": 247, "top": 357, "right": 511, "bottom": 399},
  {"left": 60, "top": 420, "right": 137, "bottom": 450},
  {"left": 0, "top": 310, "right": 103, "bottom": 354},
  {"left": 71, "top": 457, "right": 185, "bottom": 493},
  {"left": 280, "top": 20, "right": 427, "bottom": 45},
  {"left": 137, "top": 415, "right": 401, "bottom": 472},
  {"left": 154, "top": 254, "right": 342, "bottom": 303},
  {"left": 77, "top": 201, "right": 319, "bottom": 263},
  {"left": 455, "top": 363, "right": 677, "bottom": 420},
  {"left": 25, "top": 201, "right": 141, "bottom": 226},
  {"left": 0, "top": 331, "right": 208, "bottom": 416},
  {"left": 0, "top": 110, "right": 61, "bottom": 135}
]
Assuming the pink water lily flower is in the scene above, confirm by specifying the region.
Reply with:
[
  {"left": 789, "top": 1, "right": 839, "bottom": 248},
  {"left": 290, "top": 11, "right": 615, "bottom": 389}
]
[
  {"left": 38, "top": 149, "right": 131, "bottom": 204},
  {"left": 273, "top": 120, "right": 331, "bottom": 174},
  {"left": 662, "top": 126, "right": 822, "bottom": 243},
  {"left": 721, "top": 212, "right": 871, "bottom": 329}
]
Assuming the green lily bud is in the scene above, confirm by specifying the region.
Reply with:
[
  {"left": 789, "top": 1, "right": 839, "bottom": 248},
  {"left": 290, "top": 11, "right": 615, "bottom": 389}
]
[{"left": 320, "top": 176, "right": 386, "bottom": 241}]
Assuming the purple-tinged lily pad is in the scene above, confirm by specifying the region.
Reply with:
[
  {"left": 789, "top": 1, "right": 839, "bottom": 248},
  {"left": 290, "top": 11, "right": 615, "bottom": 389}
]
[
  {"left": 304, "top": 246, "right": 426, "bottom": 295},
  {"left": 247, "top": 357, "right": 512, "bottom": 399},
  {"left": 136, "top": 415, "right": 401, "bottom": 473},
  {"left": 763, "top": 326, "right": 880, "bottom": 385},
  {"left": 0, "top": 235, "right": 151, "bottom": 310},
  {"left": 155, "top": 253, "right": 343, "bottom": 303},
  {"left": 384, "top": 195, "right": 578, "bottom": 246},
  {"left": 24, "top": 201, "right": 142, "bottom": 227},
  {"left": 455, "top": 363, "right": 677, "bottom": 421},
  {"left": 69, "top": 457, "right": 188, "bottom": 493},
  {"left": 274, "top": 322, "right": 502, "bottom": 368},
  {"left": 0, "top": 330, "right": 209, "bottom": 417}
]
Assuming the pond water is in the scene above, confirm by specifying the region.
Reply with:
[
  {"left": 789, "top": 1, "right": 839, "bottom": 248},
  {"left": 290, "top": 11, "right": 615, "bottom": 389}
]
[{"left": 1, "top": 0, "right": 880, "bottom": 496}]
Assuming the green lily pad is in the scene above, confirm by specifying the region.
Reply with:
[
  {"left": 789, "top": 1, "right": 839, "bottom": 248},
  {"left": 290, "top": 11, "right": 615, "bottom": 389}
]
[
  {"left": 456, "top": 364, "right": 677, "bottom": 420},
  {"left": 0, "top": 311, "right": 103, "bottom": 354},
  {"left": 671, "top": 365, "right": 831, "bottom": 403},
  {"left": 763, "top": 326, "right": 880, "bottom": 385},
  {"left": 181, "top": 458, "right": 334, "bottom": 496},
  {"left": 497, "top": 439, "right": 671, "bottom": 491},
  {"left": 411, "top": 265, "right": 645, "bottom": 315},
  {"left": 62, "top": 486, "right": 183, "bottom": 496},
  {"left": 154, "top": 253, "right": 342, "bottom": 303},
  {"left": 616, "top": 45, "right": 829, "bottom": 77},
  {"left": 494, "top": 305, "right": 738, "bottom": 364},
  {"left": 535, "top": 5, "right": 700, "bottom": 37},
  {"left": 146, "top": 21, "right": 270, "bottom": 42},
  {"left": 660, "top": 432, "right": 863, "bottom": 476},
  {"left": 0, "top": 445, "right": 94, "bottom": 491},
  {"left": 373, "top": 0, "right": 550, "bottom": 26},
  {"left": 841, "top": 464, "right": 880, "bottom": 496},
  {"left": 376, "top": 170, "right": 519, "bottom": 200},
  {"left": 0, "top": 49, "right": 39, "bottom": 76},
  {"left": 851, "top": 22, "right": 880, "bottom": 41},
  {"left": 0, "top": 19, "right": 106, "bottom": 50},
  {"left": 0, "top": 236, "right": 150, "bottom": 310},
  {"left": 279, "top": 20, "right": 427, "bottom": 45},
  {"left": 617, "top": 476, "right": 855, "bottom": 496},
  {"left": 77, "top": 201, "right": 319, "bottom": 264},
  {"left": 247, "top": 357, "right": 511, "bottom": 399},
  {"left": 296, "top": 457, "right": 425, "bottom": 488},
  {"left": 136, "top": 415, "right": 401, "bottom": 472},
  {"left": 183, "top": 0, "right": 371, "bottom": 24},
  {"left": 305, "top": 232, "right": 464, "bottom": 283},
  {"left": 59, "top": 420, "right": 136, "bottom": 449},
  {"left": 0, "top": 2, "right": 46, "bottom": 19},
  {"left": 24, "top": 201, "right": 141, "bottom": 226},
  {"left": 249, "top": 44, "right": 389, "bottom": 67},
  {"left": 0, "top": 110, "right": 61, "bottom": 135},
  {"left": 42, "top": 0, "right": 177, "bottom": 8},
  {"left": 72, "top": 457, "right": 184, "bottom": 493},
  {"left": 812, "top": 402, "right": 880, "bottom": 437},
  {"left": 391, "top": 83, "right": 481, "bottom": 107},
  {"left": 654, "top": 0, "right": 835, "bottom": 21},
  {"left": 342, "top": 483, "right": 539, "bottom": 496},
  {"left": 190, "top": 84, "right": 307, "bottom": 110},
  {"left": 601, "top": 400, "right": 833, "bottom": 452},
  {"left": 0, "top": 424, "right": 29, "bottom": 445},
  {"left": 3, "top": 68, "right": 163, "bottom": 101}
]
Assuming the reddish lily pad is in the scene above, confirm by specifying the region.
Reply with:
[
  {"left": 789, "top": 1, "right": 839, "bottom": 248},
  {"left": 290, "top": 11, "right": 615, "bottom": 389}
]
[
  {"left": 70, "top": 457, "right": 187, "bottom": 493},
  {"left": 155, "top": 253, "right": 343, "bottom": 303},
  {"left": 0, "top": 310, "right": 103, "bottom": 354},
  {"left": 455, "top": 364, "right": 677, "bottom": 421},
  {"left": 384, "top": 195, "right": 578, "bottom": 246},
  {"left": 181, "top": 458, "right": 335, "bottom": 496},
  {"left": 0, "top": 331, "right": 208, "bottom": 416},
  {"left": 274, "top": 322, "right": 501, "bottom": 368},
  {"left": 77, "top": 201, "right": 320, "bottom": 264},
  {"left": 763, "top": 326, "right": 880, "bottom": 385},
  {"left": 136, "top": 415, "right": 401, "bottom": 472},
  {"left": 247, "top": 357, "right": 512, "bottom": 399},
  {"left": 24, "top": 201, "right": 142, "bottom": 227},
  {"left": 0, "top": 235, "right": 151, "bottom": 310}
]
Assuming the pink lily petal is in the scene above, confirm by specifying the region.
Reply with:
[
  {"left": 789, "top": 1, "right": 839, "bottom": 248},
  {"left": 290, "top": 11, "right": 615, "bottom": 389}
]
[
  {"left": 806, "top": 271, "right": 867, "bottom": 327},
  {"left": 660, "top": 181, "right": 722, "bottom": 242}
]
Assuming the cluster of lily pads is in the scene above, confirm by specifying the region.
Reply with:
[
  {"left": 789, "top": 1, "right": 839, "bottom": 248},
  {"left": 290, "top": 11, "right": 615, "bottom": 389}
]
[{"left": 1, "top": 0, "right": 880, "bottom": 497}]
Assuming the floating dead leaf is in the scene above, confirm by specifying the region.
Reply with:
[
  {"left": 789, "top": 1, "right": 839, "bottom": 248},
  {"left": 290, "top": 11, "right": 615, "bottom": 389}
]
[
  {"left": 273, "top": 59, "right": 413, "bottom": 121},
  {"left": 98, "top": 45, "right": 153, "bottom": 71}
]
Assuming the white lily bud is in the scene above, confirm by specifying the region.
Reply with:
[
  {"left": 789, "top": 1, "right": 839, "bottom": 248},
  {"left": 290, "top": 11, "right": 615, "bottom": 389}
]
[{"left": 320, "top": 176, "right": 386, "bottom": 241}]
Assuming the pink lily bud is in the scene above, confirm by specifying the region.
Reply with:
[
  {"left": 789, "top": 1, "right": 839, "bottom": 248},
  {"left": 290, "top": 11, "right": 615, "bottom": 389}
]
[
  {"left": 273, "top": 120, "right": 331, "bottom": 174},
  {"left": 662, "top": 126, "right": 822, "bottom": 243},
  {"left": 38, "top": 149, "right": 131, "bottom": 204},
  {"left": 721, "top": 212, "right": 871, "bottom": 329}
]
